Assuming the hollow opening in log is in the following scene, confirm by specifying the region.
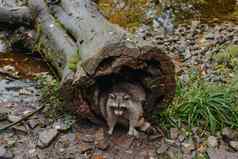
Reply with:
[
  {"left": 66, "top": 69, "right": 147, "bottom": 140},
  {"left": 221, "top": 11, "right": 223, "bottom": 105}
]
[
  {"left": 71, "top": 45, "right": 176, "bottom": 124},
  {"left": 81, "top": 70, "right": 148, "bottom": 122},
  {"left": 85, "top": 60, "right": 173, "bottom": 119}
]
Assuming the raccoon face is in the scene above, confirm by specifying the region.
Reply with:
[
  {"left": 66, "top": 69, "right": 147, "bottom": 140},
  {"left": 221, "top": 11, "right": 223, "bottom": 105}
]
[{"left": 106, "top": 92, "right": 131, "bottom": 116}]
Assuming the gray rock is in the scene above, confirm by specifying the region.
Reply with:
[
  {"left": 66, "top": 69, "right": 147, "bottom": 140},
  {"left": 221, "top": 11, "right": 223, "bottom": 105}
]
[
  {"left": 136, "top": 25, "right": 150, "bottom": 38},
  {"left": 157, "top": 143, "right": 169, "bottom": 154},
  {"left": 53, "top": 118, "right": 74, "bottom": 131},
  {"left": 230, "top": 141, "right": 238, "bottom": 151},
  {"left": 207, "top": 148, "right": 238, "bottom": 159},
  {"left": 182, "top": 139, "right": 195, "bottom": 154},
  {"left": 233, "top": 36, "right": 238, "bottom": 44},
  {"left": 0, "top": 146, "right": 14, "bottom": 159},
  {"left": 191, "top": 20, "right": 200, "bottom": 29},
  {"left": 114, "top": 0, "right": 126, "bottom": 9},
  {"left": 167, "top": 147, "right": 183, "bottom": 159},
  {"left": 149, "top": 134, "right": 162, "bottom": 141},
  {"left": 95, "top": 128, "right": 105, "bottom": 141},
  {"left": 95, "top": 139, "right": 110, "bottom": 150},
  {"left": 0, "top": 146, "right": 7, "bottom": 157},
  {"left": 0, "top": 108, "right": 9, "bottom": 121},
  {"left": 205, "top": 32, "right": 215, "bottom": 40},
  {"left": 79, "top": 143, "right": 93, "bottom": 154},
  {"left": 82, "top": 134, "right": 94, "bottom": 143},
  {"left": 193, "top": 135, "right": 202, "bottom": 144},
  {"left": 28, "top": 119, "right": 39, "bottom": 129},
  {"left": 178, "top": 134, "right": 185, "bottom": 143},
  {"left": 0, "top": 40, "right": 7, "bottom": 53},
  {"left": 8, "top": 114, "right": 21, "bottom": 123},
  {"left": 191, "top": 127, "right": 199, "bottom": 135},
  {"left": 37, "top": 128, "right": 58, "bottom": 148},
  {"left": 179, "top": 73, "right": 189, "bottom": 84},
  {"left": 222, "top": 127, "right": 234, "bottom": 139},
  {"left": 182, "top": 143, "right": 195, "bottom": 154},
  {"left": 95, "top": 128, "right": 109, "bottom": 150},
  {"left": 170, "top": 128, "right": 179, "bottom": 140},
  {"left": 165, "top": 138, "right": 176, "bottom": 145},
  {"left": 12, "top": 125, "right": 27, "bottom": 133},
  {"left": 208, "top": 136, "right": 218, "bottom": 148}
]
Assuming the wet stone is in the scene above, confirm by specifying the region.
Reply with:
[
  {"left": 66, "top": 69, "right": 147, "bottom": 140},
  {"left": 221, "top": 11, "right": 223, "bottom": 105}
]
[
  {"left": 82, "top": 134, "right": 95, "bottom": 143},
  {"left": 2, "top": 65, "right": 15, "bottom": 72},
  {"left": 165, "top": 138, "right": 176, "bottom": 145},
  {"left": 95, "top": 128, "right": 105, "bottom": 141},
  {"left": 182, "top": 142, "right": 195, "bottom": 154},
  {"left": 95, "top": 139, "right": 110, "bottom": 151},
  {"left": 156, "top": 143, "right": 169, "bottom": 154},
  {"left": 37, "top": 128, "right": 58, "bottom": 148},
  {"left": 112, "top": 136, "right": 135, "bottom": 149},
  {"left": 18, "top": 88, "right": 33, "bottom": 96},
  {"left": 0, "top": 108, "right": 9, "bottom": 121},
  {"left": 53, "top": 118, "right": 74, "bottom": 131},
  {"left": 178, "top": 134, "right": 185, "bottom": 143},
  {"left": 148, "top": 134, "right": 162, "bottom": 141},
  {"left": 12, "top": 125, "right": 27, "bottom": 134},
  {"left": 79, "top": 143, "right": 93, "bottom": 154},
  {"left": 207, "top": 148, "right": 238, "bottom": 159},
  {"left": 222, "top": 127, "right": 234, "bottom": 139},
  {"left": 230, "top": 141, "right": 238, "bottom": 151},
  {"left": 170, "top": 128, "right": 179, "bottom": 140},
  {"left": 0, "top": 40, "right": 7, "bottom": 53},
  {"left": 28, "top": 119, "right": 39, "bottom": 129},
  {"left": 0, "top": 146, "right": 14, "bottom": 159},
  {"left": 208, "top": 136, "right": 218, "bottom": 148},
  {"left": 95, "top": 128, "right": 109, "bottom": 150},
  {"left": 167, "top": 147, "right": 183, "bottom": 159},
  {"left": 8, "top": 114, "right": 21, "bottom": 123}
]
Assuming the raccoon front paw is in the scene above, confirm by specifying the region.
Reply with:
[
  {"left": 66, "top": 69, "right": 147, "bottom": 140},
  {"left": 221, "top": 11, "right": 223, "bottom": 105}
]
[
  {"left": 128, "top": 128, "right": 139, "bottom": 137},
  {"left": 108, "top": 128, "right": 114, "bottom": 135}
]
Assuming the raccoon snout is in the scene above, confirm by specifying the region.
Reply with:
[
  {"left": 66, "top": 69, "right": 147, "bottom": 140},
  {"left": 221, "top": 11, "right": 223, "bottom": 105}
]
[{"left": 114, "top": 110, "right": 124, "bottom": 116}]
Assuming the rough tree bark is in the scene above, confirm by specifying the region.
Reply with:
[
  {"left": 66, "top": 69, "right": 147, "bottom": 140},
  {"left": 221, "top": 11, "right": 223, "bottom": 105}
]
[
  {"left": 0, "top": 6, "right": 33, "bottom": 29},
  {"left": 0, "top": 0, "right": 176, "bottom": 124}
]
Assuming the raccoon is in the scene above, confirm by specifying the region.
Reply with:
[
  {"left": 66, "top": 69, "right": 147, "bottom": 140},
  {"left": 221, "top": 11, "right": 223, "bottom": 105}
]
[{"left": 99, "top": 82, "right": 151, "bottom": 137}]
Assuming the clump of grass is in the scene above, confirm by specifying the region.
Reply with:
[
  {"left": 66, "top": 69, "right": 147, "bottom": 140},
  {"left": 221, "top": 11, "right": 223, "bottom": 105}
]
[
  {"left": 35, "top": 73, "right": 64, "bottom": 119},
  {"left": 177, "top": 80, "right": 237, "bottom": 133},
  {"left": 156, "top": 69, "right": 238, "bottom": 134},
  {"left": 213, "top": 44, "right": 238, "bottom": 68}
]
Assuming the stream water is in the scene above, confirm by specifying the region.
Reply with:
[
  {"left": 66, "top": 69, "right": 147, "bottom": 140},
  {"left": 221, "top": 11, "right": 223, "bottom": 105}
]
[{"left": 0, "top": 52, "right": 49, "bottom": 107}]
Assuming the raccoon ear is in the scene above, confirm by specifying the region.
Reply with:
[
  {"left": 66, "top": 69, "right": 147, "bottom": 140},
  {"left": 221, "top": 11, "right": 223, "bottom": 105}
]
[
  {"left": 109, "top": 93, "right": 115, "bottom": 99},
  {"left": 123, "top": 94, "right": 130, "bottom": 100}
]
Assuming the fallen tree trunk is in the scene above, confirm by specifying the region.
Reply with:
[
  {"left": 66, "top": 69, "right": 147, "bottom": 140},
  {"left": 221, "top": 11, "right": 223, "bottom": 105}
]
[
  {"left": 1, "top": 0, "right": 176, "bottom": 124},
  {"left": 0, "top": 6, "right": 33, "bottom": 29}
]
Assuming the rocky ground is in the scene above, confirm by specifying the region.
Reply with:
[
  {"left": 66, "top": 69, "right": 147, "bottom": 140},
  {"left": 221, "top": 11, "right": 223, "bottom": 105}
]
[
  {"left": 1, "top": 8, "right": 238, "bottom": 159},
  {"left": 136, "top": 20, "right": 238, "bottom": 79}
]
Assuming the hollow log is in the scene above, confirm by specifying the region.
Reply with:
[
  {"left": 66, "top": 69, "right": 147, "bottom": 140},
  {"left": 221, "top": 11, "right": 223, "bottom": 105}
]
[{"left": 28, "top": 0, "right": 176, "bottom": 124}]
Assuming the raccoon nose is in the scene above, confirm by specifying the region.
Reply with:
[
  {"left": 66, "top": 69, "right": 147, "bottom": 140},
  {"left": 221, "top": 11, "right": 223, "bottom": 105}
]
[{"left": 114, "top": 110, "right": 119, "bottom": 115}]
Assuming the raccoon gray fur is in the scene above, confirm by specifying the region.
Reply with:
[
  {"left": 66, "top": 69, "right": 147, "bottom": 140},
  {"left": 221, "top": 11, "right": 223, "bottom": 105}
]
[{"left": 98, "top": 82, "right": 151, "bottom": 137}]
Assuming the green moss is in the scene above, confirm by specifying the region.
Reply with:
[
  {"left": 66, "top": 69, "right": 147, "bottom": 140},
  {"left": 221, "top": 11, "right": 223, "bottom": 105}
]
[
  {"left": 32, "top": 26, "right": 61, "bottom": 79},
  {"left": 67, "top": 49, "right": 81, "bottom": 72},
  {"left": 213, "top": 44, "right": 238, "bottom": 68},
  {"left": 97, "top": 0, "right": 150, "bottom": 31}
]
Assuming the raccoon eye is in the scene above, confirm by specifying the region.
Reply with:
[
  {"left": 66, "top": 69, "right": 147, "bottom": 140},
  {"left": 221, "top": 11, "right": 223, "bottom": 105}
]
[
  {"left": 109, "top": 93, "right": 115, "bottom": 99},
  {"left": 123, "top": 95, "right": 130, "bottom": 100}
]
